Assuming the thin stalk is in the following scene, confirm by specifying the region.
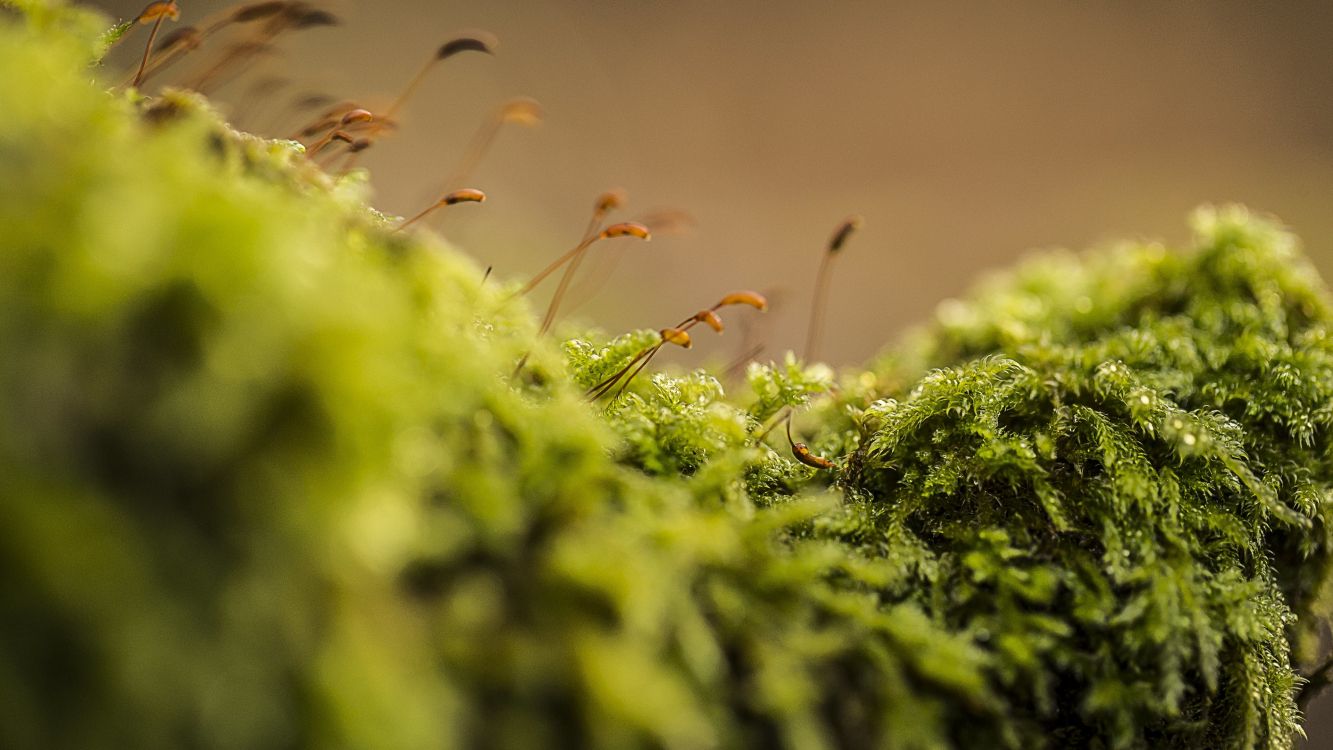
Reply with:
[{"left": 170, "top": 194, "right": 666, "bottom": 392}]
[
  {"left": 804, "top": 250, "right": 835, "bottom": 362},
  {"left": 132, "top": 15, "right": 166, "bottom": 87},
  {"left": 518, "top": 236, "right": 596, "bottom": 297}
]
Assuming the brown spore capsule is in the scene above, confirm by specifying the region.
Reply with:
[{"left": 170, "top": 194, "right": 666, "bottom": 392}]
[
  {"left": 716, "top": 291, "right": 769, "bottom": 312},
  {"left": 600, "top": 222, "right": 651, "bottom": 241},
  {"left": 436, "top": 33, "right": 499, "bottom": 60},
  {"left": 137, "top": 1, "right": 180, "bottom": 23},
  {"left": 786, "top": 419, "right": 835, "bottom": 470},
  {"left": 442, "top": 188, "right": 487, "bottom": 205},
  {"left": 695, "top": 310, "right": 725, "bottom": 333},
  {"left": 660, "top": 328, "right": 693, "bottom": 349}
]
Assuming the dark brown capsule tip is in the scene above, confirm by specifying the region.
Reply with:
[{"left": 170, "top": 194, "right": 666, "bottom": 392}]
[
  {"left": 828, "top": 214, "right": 864, "bottom": 253},
  {"left": 442, "top": 188, "right": 487, "bottom": 205},
  {"left": 436, "top": 33, "right": 498, "bottom": 60},
  {"left": 347, "top": 138, "right": 373, "bottom": 154}
]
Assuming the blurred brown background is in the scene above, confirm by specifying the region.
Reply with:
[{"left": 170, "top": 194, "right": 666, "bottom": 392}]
[
  {"left": 93, "top": 1, "right": 1333, "bottom": 366},
  {"left": 92, "top": 0, "right": 1333, "bottom": 740}
]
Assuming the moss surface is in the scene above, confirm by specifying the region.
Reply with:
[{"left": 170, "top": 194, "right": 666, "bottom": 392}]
[{"left": 2, "top": 3, "right": 1331, "bottom": 749}]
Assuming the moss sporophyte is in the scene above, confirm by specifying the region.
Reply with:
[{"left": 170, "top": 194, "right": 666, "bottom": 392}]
[{"left": 3, "top": 1, "right": 1333, "bottom": 748}]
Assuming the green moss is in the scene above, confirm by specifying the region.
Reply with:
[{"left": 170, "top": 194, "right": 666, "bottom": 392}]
[
  {"left": 836, "top": 206, "right": 1333, "bottom": 747},
  {"left": 2, "top": 3, "right": 1331, "bottom": 749}
]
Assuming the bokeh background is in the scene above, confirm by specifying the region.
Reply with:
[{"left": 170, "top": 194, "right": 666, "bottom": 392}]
[{"left": 91, "top": 0, "right": 1333, "bottom": 740}]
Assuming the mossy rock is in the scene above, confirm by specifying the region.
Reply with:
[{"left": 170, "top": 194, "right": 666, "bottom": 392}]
[{"left": 1, "top": 3, "right": 1331, "bottom": 749}]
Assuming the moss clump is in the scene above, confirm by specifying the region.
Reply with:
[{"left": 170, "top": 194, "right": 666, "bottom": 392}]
[
  {"left": 842, "top": 208, "right": 1333, "bottom": 747},
  {"left": 2, "top": 3, "right": 1331, "bottom": 749}
]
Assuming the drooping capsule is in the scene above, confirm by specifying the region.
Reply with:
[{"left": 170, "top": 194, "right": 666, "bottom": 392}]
[
  {"left": 437, "top": 33, "right": 499, "bottom": 60},
  {"left": 660, "top": 328, "right": 693, "bottom": 349},
  {"left": 379, "top": 32, "right": 499, "bottom": 132},
  {"left": 791, "top": 442, "right": 835, "bottom": 470},
  {"left": 786, "top": 419, "right": 834, "bottom": 470},
  {"left": 694, "top": 310, "right": 725, "bottom": 333}
]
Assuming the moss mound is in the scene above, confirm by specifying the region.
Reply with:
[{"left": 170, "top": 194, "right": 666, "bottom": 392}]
[{"left": 1, "top": 3, "right": 1331, "bottom": 748}]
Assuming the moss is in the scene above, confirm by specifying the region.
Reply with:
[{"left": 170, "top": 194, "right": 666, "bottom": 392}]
[
  {"left": 839, "top": 206, "right": 1333, "bottom": 747},
  {"left": 2, "top": 2, "right": 1331, "bottom": 749}
]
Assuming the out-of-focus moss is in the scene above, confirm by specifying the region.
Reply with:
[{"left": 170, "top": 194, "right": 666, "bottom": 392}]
[{"left": 2, "top": 2, "right": 1331, "bottom": 749}]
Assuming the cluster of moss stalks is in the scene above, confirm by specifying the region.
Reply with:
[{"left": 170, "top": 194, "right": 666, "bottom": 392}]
[{"left": 3, "top": 3, "right": 1333, "bottom": 748}]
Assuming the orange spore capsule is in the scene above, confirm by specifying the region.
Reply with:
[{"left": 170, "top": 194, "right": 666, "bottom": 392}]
[
  {"left": 695, "top": 310, "right": 725, "bottom": 333},
  {"left": 717, "top": 290, "right": 769, "bottom": 311},
  {"left": 442, "top": 188, "right": 487, "bottom": 205},
  {"left": 595, "top": 189, "right": 628, "bottom": 214},
  {"left": 792, "top": 442, "right": 835, "bottom": 470},
  {"left": 660, "top": 328, "right": 693, "bottom": 349},
  {"left": 786, "top": 419, "right": 834, "bottom": 470},
  {"left": 600, "top": 222, "right": 651, "bottom": 241},
  {"left": 339, "top": 109, "right": 375, "bottom": 126},
  {"left": 138, "top": 1, "right": 180, "bottom": 23},
  {"left": 500, "top": 98, "right": 544, "bottom": 126}
]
